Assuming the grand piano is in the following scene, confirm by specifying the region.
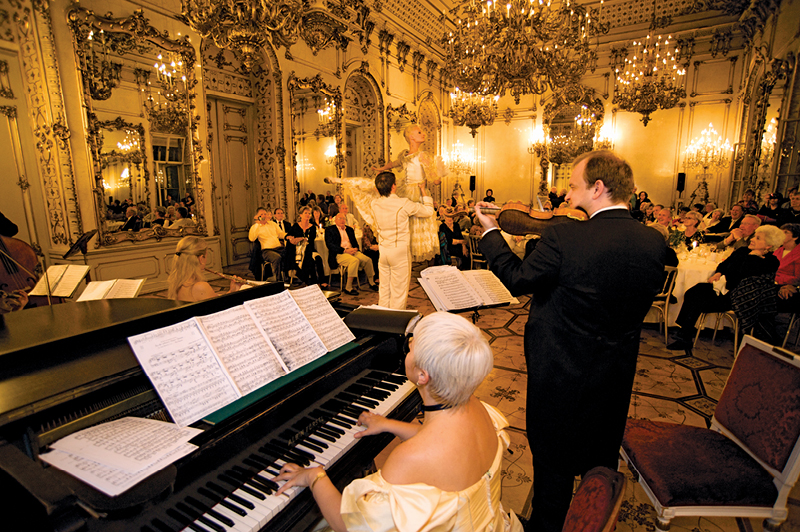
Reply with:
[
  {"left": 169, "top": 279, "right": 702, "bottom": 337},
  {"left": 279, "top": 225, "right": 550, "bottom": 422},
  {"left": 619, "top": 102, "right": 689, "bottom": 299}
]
[{"left": 0, "top": 284, "right": 421, "bottom": 532}]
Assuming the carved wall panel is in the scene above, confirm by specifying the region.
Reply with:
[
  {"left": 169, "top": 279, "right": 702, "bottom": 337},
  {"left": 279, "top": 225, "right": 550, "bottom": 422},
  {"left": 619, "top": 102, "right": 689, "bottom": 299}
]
[
  {"left": 344, "top": 71, "right": 383, "bottom": 177},
  {"left": 418, "top": 95, "right": 441, "bottom": 202}
]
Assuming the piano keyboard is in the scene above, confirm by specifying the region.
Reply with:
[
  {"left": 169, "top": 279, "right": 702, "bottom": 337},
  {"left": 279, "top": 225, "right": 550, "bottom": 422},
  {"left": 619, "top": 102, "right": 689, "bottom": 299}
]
[{"left": 139, "top": 370, "right": 416, "bottom": 532}]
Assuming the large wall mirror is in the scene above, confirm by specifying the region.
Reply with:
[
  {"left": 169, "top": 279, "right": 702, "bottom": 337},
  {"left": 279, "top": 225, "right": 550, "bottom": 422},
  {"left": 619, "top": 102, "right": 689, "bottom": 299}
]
[
  {"left": 288, "top": 73, "right": 343, "bottom": 205},
  {"left": 69, "top": 8, "right": 205, "bottom": 245},
  {"left": 543, "top": 94, "right": 604, "bottom": 189}
]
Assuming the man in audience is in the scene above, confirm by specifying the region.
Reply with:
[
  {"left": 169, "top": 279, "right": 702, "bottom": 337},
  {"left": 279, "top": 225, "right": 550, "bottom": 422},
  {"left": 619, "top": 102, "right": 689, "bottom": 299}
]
[
  {"left": 778, "top": 190, "right": 800, "bottom": 225},
  {"left": 151, "top": 207, "right": 167, "bottom": 227},
  {"left": 707, "top": 204, "right": 744, "bottom": 236},
  {"left": 248, "top": 207, "right": 285, "bottom": 282},
  {"left": 716, "top": 214, "right": 760, "bottom": 250},
  {"left": 340, "top": 203, "right": 358, "bottom": 231},
  {"left": 475, "top": 151, "right": 666, "bottom": 532},
  {"left": 119, "top": 207, "right": 142, "bottom": 231},
  {"left": 273, "top": 207, "right": 290, "bottom": 235},
  {"left": 738, "top": 188, "right": 759, "bottom": 214},
  {"left": 655, "top": 207, "right": 673, "bottom": 228},
  {"left": 170, "top": 207, "right": 194, "bottom": 228},
  {"left": 325, "top": 213, "right": 377, "bottom": 295},
  {"left": 372, "top": 171, "right": 435, "bottom": 309}
]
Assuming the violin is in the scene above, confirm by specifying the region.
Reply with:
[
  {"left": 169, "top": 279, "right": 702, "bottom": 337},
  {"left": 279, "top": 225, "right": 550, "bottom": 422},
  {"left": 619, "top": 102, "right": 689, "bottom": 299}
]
[
  {"left": 476, "top": 201, "right": 588, "bottom": 236},
  {"left": 0, "top": 235, "right": 39, "bottom": 313}
]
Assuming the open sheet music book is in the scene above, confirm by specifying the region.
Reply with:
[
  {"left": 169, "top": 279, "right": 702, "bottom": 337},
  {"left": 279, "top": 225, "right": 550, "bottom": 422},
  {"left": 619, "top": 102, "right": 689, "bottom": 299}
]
[
  {"left": 29, "top": 264, "right": 90, "bottom": 297},
  {"left": 77, "top": 278, "right": 145, "bottom": 301},
  {"left": 128, "top": 285, "right": 355, "bottom": 427},
  {"left": 418, "top": 265, "right": 517, "bottom": 312}
]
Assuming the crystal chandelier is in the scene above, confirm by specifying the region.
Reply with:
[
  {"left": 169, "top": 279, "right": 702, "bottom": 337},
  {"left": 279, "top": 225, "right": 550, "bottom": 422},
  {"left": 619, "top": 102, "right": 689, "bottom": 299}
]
[
  {"left": 593, "top": 123, "right": 614, "bottom": 151},
  {"left": 612, "top": 32, "right": 686, "bottom": 126},
  {"left": 134, "top": 52, "right": 190, "bottom": 134},
  {"left": 442, "top": 0, "right": 605, "bottom": 104},
  {"left": 315, "top": 99, "right": 337, "bottom": 140},
  {"left": 117, "top": 129, "right": 140, "bottom": 153},
  {"left": 181, "top": 0, "right": 303, "bottom": 71},
  {"left": 684, "top": 122, "right": 733, "bottom": 171},
  {"left": 449, "top": 88, "right": 499, "bottom": 137}
]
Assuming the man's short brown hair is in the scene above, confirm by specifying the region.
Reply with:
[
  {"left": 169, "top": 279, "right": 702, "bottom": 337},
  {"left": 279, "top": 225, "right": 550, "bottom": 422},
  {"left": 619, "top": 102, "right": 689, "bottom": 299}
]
[{"left": 572, "top": 150, "right": 634, "bottom": 204}]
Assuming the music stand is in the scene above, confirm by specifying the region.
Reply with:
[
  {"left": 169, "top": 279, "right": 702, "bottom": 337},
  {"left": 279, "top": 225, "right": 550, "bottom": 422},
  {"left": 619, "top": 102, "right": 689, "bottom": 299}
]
[{"left": 62, "top": 230, "right": 97, "bottom": 281}]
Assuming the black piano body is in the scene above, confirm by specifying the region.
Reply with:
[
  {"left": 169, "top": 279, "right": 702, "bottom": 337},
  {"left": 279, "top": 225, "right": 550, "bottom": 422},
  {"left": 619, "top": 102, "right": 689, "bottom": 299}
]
[{"left": 0, "top": 284, "right": 420, "bottom": 532}]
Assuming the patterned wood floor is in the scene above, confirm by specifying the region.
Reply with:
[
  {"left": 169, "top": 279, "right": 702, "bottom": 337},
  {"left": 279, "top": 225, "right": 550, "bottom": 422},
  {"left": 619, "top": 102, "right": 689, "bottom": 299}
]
[{"left": 148, "top": 261, "right": 800, "bottom": 531}]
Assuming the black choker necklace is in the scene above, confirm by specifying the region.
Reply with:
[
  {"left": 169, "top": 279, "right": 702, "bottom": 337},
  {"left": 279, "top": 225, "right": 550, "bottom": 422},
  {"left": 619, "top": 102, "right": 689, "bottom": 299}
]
[{"left": 420, "top": 403, "right": 453, "bottom": 412}]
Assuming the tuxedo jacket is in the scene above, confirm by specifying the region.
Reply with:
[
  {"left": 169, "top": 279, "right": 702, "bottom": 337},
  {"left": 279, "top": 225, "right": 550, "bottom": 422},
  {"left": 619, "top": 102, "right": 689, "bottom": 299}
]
[
  {"left": 480, "top": 208, "right": 666, "bottom": 473},
  {"left": 324, "top": 224, "right": 360, "bottom": 271}
]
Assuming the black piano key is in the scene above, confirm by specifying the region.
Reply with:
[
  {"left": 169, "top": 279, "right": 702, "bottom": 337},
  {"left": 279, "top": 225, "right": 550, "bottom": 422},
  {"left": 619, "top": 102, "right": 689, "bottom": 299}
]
[
  {"left": 243, "top": 456, "right": 269, "bottom": 470},
  {"left": 186, "top": 497, "right": 235, "bottom": 528},
  {"left": 337, "top": 391, "right": 379, "bottom": 409},
  {"left": 227, "top": 468, "right": 274, "bottom": 495},
  {"left": 270, "top": 439, "right": 315, "bottom": 462},
  {"left": 312, "top": 429, "right": 337, "bottom": 443},
  {"left": 370, "top": 371, "right": 407, "bottom": 385},
  {"left": 305, "top": 435, "right": 329, "bottom": 449},
  {"left": 295, "top": 439, "right": 324, "bottom": 454},
  {"left": 358, "top": 376, "right": 398, "bottom": 391},
  {"left": 197, "top": 486, "right": 223, "bottom": 505},
  {"left": 219, "top": 474, "right": 266, "bottom": 500},
  {"left": 316, "top": 424, "right": 342, "bottom": 438},
  {"left": 151, "top": 518, "right": 179, "bottom": 532},
  {"left": 167, "top": 508, "right": 210, "bottom": 532},
  {"left": 207, "top": 481, "right": 255, "bottom": 510},
  {"left": 328, "top": 416, "right": 353, "bottom": 428},
  {"left": 177, "top": 502, "right": 226, "bottom": 532},
  {"left": 261, "top": 441, "right": 309, "bottom": 466},
  {"left": 346, "top": 383, "right": 390, "bottom": 401}
]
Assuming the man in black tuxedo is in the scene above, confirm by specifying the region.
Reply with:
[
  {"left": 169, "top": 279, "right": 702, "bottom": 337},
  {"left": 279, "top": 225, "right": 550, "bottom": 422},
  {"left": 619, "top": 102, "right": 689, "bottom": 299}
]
[
  {"left": 324, "top": 213, "right": 377, "bottom": 295},
  {"left": 476, "top": 151, "right": 666, "bottom": 532}
]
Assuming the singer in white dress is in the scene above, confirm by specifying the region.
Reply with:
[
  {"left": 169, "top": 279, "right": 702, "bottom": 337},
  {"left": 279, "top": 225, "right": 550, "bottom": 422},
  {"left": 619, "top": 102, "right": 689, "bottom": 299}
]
[{"left": 327, "top": 124, "right": 445, "bottom": 262}]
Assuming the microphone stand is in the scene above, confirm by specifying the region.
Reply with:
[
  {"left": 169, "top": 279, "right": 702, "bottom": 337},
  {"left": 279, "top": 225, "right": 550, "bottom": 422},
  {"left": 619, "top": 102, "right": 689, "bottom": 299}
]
[{"left": 0, "top": 247, "right": 51, "bottom": 306}]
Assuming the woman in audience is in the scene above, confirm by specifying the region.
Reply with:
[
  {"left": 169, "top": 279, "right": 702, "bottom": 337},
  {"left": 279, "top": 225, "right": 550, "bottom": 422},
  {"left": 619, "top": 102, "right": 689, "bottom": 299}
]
[
  {"left": 311, "top": 205, "right": 325, "bottom": 229},
  {"left": 700, "top": 208, "right": 724, "bottom": 232},
  {"left": 634, "top": 190, "right": 649, "bottom": 211},
  {"left": 668, "top": 224, "right": 784, "bottom": 350},
  {"left": 167, "top": 236, "right": 240, "bottom": 301},
  {"left": 775, "top": 223, "right": 800, "bottom": 289},
  {"left": 274, "top": 311, "right": 523, "bottom": 532},
  {"left": 668, "top": 211, "right": 705, "bottom": 249},
  {"left": 286, "top": 206, "right": 327, "bottom": 288}
]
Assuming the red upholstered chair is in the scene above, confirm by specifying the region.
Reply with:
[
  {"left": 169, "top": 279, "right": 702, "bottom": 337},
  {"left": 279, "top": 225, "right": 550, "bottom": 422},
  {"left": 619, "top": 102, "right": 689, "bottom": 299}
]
[
  {"left": 561, "top": 466, "right": 626, "bottom": 532},
  {"left": 621, "top": 335, "right": 800, "bottom": 531}
]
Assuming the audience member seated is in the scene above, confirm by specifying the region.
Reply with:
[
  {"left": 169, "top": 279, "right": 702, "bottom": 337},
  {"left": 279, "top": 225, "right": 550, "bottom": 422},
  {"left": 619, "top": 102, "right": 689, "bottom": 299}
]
[
  {"left": 757, "top": 192, "right": 783, "bottom": 224},
  {"left": 439, "top": 207, "right": 467, "bottom": 269},
  {"left": 648, "top": 223, "right": 679, "bottom": 267},
  {"left": 119, "top": 207, "right": 142, "bottom": 232},
  {"left": 738, "top": 188, "right": 759, "bottom": 214},
  {"left": 641, "top": 202, "right": 655, "bottom": 223},
  {"left": 312, "top": 205, "right": 326, "bottom": 229},
  {"left": 286, "top": 206, "right": 327, "bottom": 288},
  {"left": 705, "top": 204, "right": 745, "bottom": 238},
  {"left": 775, "top": 224, "right": 800, "bottom": 312},
  {"left": 655, "top": 207, "right": 673, "bottom": 229},
  {"left": 778, "top": 189, "right": 800, "bottom": 225},
  {"left": 273, "top": 311, "right": 523, "bottom": 532},
  {"left": 327, "top": 194, "right": 342, "bottom": 221},
  {"left": 248, "top": 207, "right": 286, "bottom": 282},
  {"left": 273, "top": 207, "right": 291, "bottom": 235},
  {"left": 715, "top": 213, "right": 760, "bottom": 251},
  {"left": 183, "top": 192, "right": 195, "bottom": 213},
  {"left": 361, "top": 224, "right": 380, "bottom": 282},
  {"left": 151, "top": 207, "right": 167, "bottom": 227},
  {"left": 317, "top": 194, "right": 329, "bottom": 215},
  {"left": 325, "top": 213, "right": 377, "bottom": 295},
  {"left": 170, "top": 207, "right": 194, "bottom": 228},
  {"left": 168, "top": 236, "right": 240, "bottom": 301},
  {"left": 667, "top": 224, "right": 784, "bottom": 351},
  {"left": 700, "top": 208, "right": 723, "bottom": 232},
  {"left": 668, "top": 211, "right": 705, "bottom": 250},
  {"left": 483, "top": 188, "right": 496, "bottom": 203},
  {"left": 165, "top": 205, "right": 177, "bottom": 225}
]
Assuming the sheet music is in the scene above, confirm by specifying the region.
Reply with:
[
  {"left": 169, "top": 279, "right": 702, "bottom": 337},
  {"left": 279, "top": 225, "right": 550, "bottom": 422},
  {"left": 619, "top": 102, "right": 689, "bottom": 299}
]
[
  {"left": 50, "top": 417, "right": 201, "bottom": 473},
  {"left": 463, "top": 270, "right": 514, "bottom": 305},
  {"left": 29, "top": 265, "right": 68, "bottom": 296},
  {"left": 40, "top": 443, "right": 196, "bottom": 497},
  {"left": 197, "top": 306, "right": 288, "bottom": 395},
  {"left": 77, "top": 280, "right": 115, "bottom": 301},
  {"left": 244, "top": 292, "right": 328, "bottom": 372},
  {"left": 105, "top": 278, "right": 145, "bottom": 299},
  {"left": 52, "top": 265, "right": 90, "bottom": 297},
  {"left": 419, "top": 266, "right": 482, "bottom": 310},
  {"left": 128, "top": 320, "right": 241, "bottom": 427},
  {"left": 290, "top": 285, "right": 355, "bottom": 352}
]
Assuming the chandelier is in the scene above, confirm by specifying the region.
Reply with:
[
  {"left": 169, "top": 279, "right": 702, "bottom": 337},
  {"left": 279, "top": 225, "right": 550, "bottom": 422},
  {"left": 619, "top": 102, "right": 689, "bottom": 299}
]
[
  {"left": 444, "top": 140, "right": 476, "bottom": 177},
  {"left": 134, "top": 52, "right": 190, "bottom": 135},
  {"left": 593, "top": 123, "right": 614, "bottom": 151},
  {"left": 181, "top": 0, "right": 303, "bottom": 71},
  {"left": 442, "top": 0, "right": 605, "bottom": 104},
  {"left": 449, "top": 88, "right": 499, "bottom": 137},
  {"left": 612, "top": 33, "right": 686, "bottom": 126},
  {"left": 760, "top": 117, "right": 778, "bottom": 166},
  {"left": 117, "top": 129, "right": 140, "bottom": 153},
  {"left": 315, "top": 99, "right": 337, "bottom": 140},
  {"left": 684, "top": 122, "right": 733, "bottom": 171}
]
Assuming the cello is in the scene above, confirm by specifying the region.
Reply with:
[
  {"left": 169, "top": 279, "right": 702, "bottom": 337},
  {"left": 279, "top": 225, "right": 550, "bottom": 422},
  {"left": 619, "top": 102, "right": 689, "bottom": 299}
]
[{"left": 0, "top": 235, "right": 39, "bottom": 313}]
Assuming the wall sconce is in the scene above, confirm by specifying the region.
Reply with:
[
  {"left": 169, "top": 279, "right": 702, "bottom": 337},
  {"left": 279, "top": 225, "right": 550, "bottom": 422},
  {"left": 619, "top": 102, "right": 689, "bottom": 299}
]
[
  {"left": 528, "top": 125, "right": 550, "bottom": 196},
  {"left": 325, "top": 142, "right": 337, "bottom": 165},
  {"left": 593, "top": 122, "right": 614, "bottom": 151}
]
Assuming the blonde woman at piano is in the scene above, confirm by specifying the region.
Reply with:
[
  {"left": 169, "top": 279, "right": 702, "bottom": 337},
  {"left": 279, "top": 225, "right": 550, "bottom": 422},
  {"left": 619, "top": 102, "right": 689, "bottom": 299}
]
[
  {"left": 275, "top": 311, "right": 523, "bottom": 532},
  {"left": 167, "top": 236, "right": 240, "bottom": 301}
]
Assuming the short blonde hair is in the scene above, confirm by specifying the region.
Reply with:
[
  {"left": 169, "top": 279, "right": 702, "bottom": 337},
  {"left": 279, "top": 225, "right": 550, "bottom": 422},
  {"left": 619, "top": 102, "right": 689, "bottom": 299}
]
[
  {"left": 412, "top": 312, "right": 493, "bottom": 407},
  {"left": 756, "top": 225, "right": 785, "bottom": 251}
]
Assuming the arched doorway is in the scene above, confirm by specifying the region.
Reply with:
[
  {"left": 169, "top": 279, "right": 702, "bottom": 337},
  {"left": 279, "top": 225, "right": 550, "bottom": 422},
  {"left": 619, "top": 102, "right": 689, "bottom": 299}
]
[{"left": 344, "top": 67, "right": 384, "bottom": 178}]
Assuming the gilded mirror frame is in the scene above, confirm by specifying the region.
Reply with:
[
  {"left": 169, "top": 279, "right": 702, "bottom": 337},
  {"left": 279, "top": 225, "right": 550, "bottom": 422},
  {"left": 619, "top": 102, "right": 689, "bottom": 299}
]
[
  {"left": 287, "top": 73, "right": 343, "bottom": 197},
  {"left": 69, "top": 7, "right": 206, "bottom": 246}
]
